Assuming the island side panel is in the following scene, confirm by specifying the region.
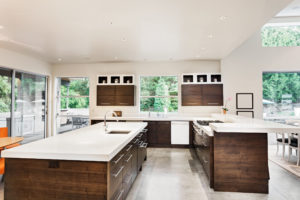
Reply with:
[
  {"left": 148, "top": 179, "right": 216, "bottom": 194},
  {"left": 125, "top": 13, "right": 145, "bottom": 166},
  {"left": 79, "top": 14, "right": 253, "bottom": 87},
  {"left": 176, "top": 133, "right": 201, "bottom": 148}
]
[
  {"left": 5, "top": 158, "right": 108, "bottom": 200},
  {"left": 213, "top": 132, "right": 269, "bottom": 194}
]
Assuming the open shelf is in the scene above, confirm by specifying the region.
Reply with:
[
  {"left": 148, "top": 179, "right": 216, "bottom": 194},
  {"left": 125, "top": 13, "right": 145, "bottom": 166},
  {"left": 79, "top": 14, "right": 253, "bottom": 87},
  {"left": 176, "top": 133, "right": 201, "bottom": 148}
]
[
  {"left": 98, "top": 76, "right": 108, "bottom": 84},
  {"left": 210, "top": 74, "right": 222, "bottom": 83},
  {"left": 197, "top": 75, "right": 207, "bottom": 83},
  {"left": 111, "top": 76, "right": 121, "bottom": 84},
  {"left": 123, "top": 76, "right": 133, "bottom": 84},
  {"left": 183, "top": 75, "right": 194, "bottom": 83}
]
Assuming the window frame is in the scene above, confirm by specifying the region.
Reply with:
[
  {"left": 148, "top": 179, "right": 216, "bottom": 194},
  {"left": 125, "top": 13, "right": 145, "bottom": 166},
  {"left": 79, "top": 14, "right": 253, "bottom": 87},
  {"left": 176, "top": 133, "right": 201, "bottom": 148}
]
[{"left": 139, "top": 75, "right": 179, "bottom": 113}]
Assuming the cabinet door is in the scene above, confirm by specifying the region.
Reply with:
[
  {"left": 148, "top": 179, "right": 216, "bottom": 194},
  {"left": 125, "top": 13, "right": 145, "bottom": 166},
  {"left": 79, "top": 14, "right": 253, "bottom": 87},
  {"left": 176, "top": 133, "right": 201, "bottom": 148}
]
[
  {"left": 115, "top": 96, "right": 134, "bottom": 106},
  {"left": 181, "top": 85, "right": 202, "bottom": 106},
  {"left": 181, "top": 85, "right": 202, "bottom": 96},
  {"left": 202, "top": 84, "right": 223, "bottom": 96},
  {"left": 116, "top": 85, "right": 134, "bottom": 96},
  {"left": 97, "top": 85, "right": 115, "bottom": 96},
  {"left": 146, "top": 121, "right": 157, "bottom": 145},
  {"left": 182, "top": 95, "right": 202, "bottom": 106},
  {"left": 156, "top": 121, "right": 171, "bottom": 145},
  {"left": 97, "top": 96, "right": 115, "bottom": 106}
]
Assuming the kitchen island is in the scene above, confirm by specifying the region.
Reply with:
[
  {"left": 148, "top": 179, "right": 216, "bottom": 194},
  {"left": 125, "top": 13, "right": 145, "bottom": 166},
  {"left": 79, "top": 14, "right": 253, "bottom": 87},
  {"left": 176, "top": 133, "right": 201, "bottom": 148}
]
[
  {"left": 193, "top": 114, "right": 300, "bottom": 194},
  {"left": 2, "top": 122, "right": 148, "bottom": 200}
]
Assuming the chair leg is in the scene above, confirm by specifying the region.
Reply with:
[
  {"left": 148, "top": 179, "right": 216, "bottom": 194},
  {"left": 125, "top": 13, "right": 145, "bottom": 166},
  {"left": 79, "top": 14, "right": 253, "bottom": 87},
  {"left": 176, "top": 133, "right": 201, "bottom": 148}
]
[{"left": 288, "top": 147, "right": 291, "bottom": 161}]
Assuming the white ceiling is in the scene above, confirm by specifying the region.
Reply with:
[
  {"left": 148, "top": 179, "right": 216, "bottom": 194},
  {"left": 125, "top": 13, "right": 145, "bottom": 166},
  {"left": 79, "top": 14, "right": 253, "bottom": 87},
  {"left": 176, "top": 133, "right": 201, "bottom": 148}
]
[
  {"left": 276, "top": 0, "right": 300, "bottom": 17},
  {"left": 0, "top": 0, "right": 292, "bottom": 63}
]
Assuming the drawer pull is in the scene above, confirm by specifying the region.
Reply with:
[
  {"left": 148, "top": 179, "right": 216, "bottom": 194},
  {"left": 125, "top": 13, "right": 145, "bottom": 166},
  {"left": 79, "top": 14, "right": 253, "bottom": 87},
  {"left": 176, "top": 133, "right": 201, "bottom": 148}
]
[
  {"left": 126, "top": 145, "right": 133, "bottom": 152},
  {"left": 207, "top": 102, "right": 219, "bottom": 105},
  {"left": 116, "top": 189, "right": 124, "bottom": 200},
  {"left": 113, "top": 166, "right": 124, "bottom": 178},
  {"left": 125, "top": 154, "right": 133, "bottom": 162},
  {"left": 101, "top": 103, "right": 111, "bottom": 105},
  {"left": 119, "top": 103, "right": 128, "bottom": 105},
  {"left": 142, "top": 129, "right": 148, "bottom": 133},
  {"left": 113, "top": 154, "right": 124, "bottom": 164},
  {"left": 138, "top": 141, "right": 143, "bottom": 145},
  {"left": 141, "top": 143, "right": 148, "bottom": 148},
  {"left": 203, "top": 157, "right": 208, "bottom": 163},
  {"left": 134, "top": 139, "right": 140, "bottom": 144}
]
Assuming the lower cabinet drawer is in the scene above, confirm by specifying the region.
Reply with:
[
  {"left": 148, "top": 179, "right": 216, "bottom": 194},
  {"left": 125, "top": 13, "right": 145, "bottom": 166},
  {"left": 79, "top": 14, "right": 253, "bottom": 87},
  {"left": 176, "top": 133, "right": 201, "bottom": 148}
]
[
  {"left": 111, "top": 187, "right": 124, "bottom": 200},
  {"left": 110, "top": 165, "right": 124, "bottom": 199}
]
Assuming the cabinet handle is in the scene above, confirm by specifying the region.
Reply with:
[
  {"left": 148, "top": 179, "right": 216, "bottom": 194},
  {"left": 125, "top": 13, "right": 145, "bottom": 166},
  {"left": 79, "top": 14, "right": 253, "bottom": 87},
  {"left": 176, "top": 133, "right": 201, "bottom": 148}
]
[
  {"left": 134, "top": 139, "right": 140, "bottom": 144},
  {"left": 188, "top": 103, "right": 198, "bottom": 105},
  {"left": 141, "top": 143, "right": 148, "bottom": 148},
  {"left": 142, "top": 129, "right": 148, "bottom": 133},
  {"left": 101, "top": 103, "right": 111, "bottom": 105},
  {"left": 126, "top": 145, "right": 132, "bottom": 152},
  {"left": 112, "top": 166, "right": 124, "bottom": 178},
  {"left": 207, "top": 103, "right": 219, "bottom": 105},
  {"left": 116, "top": 189, "right": 124, "bottom": 200},
  {"left": 125, "top": 154, "right": 133, "bottom": 162},
  {"left": 113, "top": 154, "right": 124, "bottom": 164},
  {"left": 203, "top": 157, "right": 208, "bottom": 163},
  {"left": 119, "top": 103, "right": 128, "bottom": 105}
]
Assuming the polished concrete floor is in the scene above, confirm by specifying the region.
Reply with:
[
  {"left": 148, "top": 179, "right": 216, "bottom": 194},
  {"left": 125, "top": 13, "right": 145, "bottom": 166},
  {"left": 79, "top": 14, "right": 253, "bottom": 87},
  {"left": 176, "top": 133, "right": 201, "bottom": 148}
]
[
  {"left": 126, "top": 148, "right": 300, "bottom": 200},
  {"left": 0, "top": 148, "right": 299, "bottom": 200}
]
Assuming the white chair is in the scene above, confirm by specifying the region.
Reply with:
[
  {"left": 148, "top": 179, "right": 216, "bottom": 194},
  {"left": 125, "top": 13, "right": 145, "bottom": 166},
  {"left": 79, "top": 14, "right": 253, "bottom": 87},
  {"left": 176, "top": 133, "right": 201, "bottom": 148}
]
[
  {"left": 288, "top": 133, "right": 299, "bottom": 166},
  {"left": 276, "top": 133, "right": 288, "bottom": 158}
]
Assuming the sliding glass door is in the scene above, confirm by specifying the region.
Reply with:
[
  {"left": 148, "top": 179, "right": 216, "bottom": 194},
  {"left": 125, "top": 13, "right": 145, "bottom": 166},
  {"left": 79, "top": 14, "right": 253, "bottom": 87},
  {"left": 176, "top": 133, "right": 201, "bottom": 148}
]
[
  {"left": 13, "top": 72, "right": 47, "bottom": 143},
  {"left": 0, "top": 68, "right": 12, "bottom": 129},
  {"left": 0, "top": 67, "right": 47, "bottom": 143}
]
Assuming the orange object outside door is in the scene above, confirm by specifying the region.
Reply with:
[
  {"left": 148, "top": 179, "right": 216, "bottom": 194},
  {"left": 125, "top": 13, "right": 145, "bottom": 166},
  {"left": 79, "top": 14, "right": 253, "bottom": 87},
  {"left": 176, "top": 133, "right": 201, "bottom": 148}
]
[{"left": 0, "top": 127, "right": 20, "bottom": 175}]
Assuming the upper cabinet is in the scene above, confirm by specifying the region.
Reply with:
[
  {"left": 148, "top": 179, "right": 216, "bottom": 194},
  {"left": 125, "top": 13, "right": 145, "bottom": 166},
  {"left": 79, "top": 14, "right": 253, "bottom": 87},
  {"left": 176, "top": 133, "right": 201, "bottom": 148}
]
[
  {"left": 97, "top": 75, "right": 135, "bottom": 85},
  {"left": 182, "top": 73, "right": 222, "bottom": 84},
  {"left": 181, "top": 84, "right": 223, "bottom": 106},
  {"left": 97, "top": 85, "right": 135, "bottom": 106}
]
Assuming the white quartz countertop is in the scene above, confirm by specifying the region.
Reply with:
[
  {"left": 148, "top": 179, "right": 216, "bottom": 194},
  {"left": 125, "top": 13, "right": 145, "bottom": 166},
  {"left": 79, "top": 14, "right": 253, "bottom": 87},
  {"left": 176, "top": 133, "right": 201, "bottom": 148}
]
[
  {"left": 91, "top": 115, "right": 200, "bottom": 121},
  {"left": 2, "top": 122, "right": 147, "bottom": 162},
  {"left": 209, "top": 114, "right": 300, "bottom": 133}
]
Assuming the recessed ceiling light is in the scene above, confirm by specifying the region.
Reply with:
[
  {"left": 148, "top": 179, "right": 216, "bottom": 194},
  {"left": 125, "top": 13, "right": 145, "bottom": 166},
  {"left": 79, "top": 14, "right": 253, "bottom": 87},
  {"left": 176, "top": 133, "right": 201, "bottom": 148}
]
[
  {"left": 0, "top": 25, "right": 4, "bottom": 29},
  {"left": 219, "top": 16, "right": 228, "bottom": 21},
  {"left": 114, "top": 56, "right": 118, "bottom": 60},
  {"left": 122, "top": 38, "right": 127, "bottom": 42},
  {"left": 208, "top": 34, "right": 213, "bottom": 39},
  {"left": 57, "top": 58, "right": 62, "bottom": 62}
]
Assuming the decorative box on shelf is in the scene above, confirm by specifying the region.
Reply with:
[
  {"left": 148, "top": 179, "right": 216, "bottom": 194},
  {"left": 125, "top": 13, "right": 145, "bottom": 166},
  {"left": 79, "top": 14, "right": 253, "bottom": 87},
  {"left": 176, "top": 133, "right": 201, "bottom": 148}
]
[
  {"left": 97, "top": 75, "right": 135, "bottom": 85},
  {"left": 182, "top": 73, "right": 222, "bottom": 84}
]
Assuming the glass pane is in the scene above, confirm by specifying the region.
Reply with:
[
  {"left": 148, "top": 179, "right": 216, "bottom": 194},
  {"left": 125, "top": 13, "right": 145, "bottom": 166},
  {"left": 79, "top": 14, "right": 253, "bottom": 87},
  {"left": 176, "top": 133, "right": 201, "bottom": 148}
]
[
  {"left": 140, "top": 76, "right": 178, "bottom": 96},
  {"left": 60, "top": 97, "right": 89, "bottom": 109},
  {"left": 261, "top": 24, "right": 300, "bottom": 47},
  {"left": 14, "top": 72, "right": 46, "bottom": 143},
  {"left": 140, "top": 97, "right": 178, "bottom": 112},
  {"left": 60, "top": 77, "right": 89, "bottom": 97},
  {"left": 263, "top": 72, "right": 300, "bottom": 123},
  {"left": 0, "top": 68, "right": 12, "bottom": 130}
]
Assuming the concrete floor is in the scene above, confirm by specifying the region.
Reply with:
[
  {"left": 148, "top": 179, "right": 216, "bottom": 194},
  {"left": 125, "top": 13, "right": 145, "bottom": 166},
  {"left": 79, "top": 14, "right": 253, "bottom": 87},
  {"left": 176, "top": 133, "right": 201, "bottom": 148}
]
[
  {"left": 126, "top": 148, "right": 300, "bottom": 200},
  {"left": 0, "top": 148, "right": 299, "bottom": 200}
]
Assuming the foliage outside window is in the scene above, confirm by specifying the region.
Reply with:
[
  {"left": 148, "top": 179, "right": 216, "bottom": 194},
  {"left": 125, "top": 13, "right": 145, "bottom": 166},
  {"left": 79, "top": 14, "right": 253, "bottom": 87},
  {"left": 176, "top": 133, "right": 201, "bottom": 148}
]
[
  {"left": 263, "top": 72, "right": 300, "bottom": 121},
  {"left": 60, "top": 78, "right": 89, "bottom": 109},
  {"left": 261, "top": 24, "right": 300, "bottom": 47},
  {"left": 140, "top": 76, "right": 178, "bottom": 112}
]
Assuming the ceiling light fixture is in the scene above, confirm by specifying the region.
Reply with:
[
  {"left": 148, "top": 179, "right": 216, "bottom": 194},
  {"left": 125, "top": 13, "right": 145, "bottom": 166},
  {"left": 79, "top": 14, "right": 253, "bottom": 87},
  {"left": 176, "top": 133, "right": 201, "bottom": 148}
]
[
  {"left": 219, "top": 16, "right": 228, "bottom": 21},
  {"left": 208, "top": 34, "right": 213, "bottom": 39},
  {"left": 57, "top": 58, "right": 62, "bottom": 62},
  {"left": 114, "top": 56, "right": 118, "bottom": 60}
]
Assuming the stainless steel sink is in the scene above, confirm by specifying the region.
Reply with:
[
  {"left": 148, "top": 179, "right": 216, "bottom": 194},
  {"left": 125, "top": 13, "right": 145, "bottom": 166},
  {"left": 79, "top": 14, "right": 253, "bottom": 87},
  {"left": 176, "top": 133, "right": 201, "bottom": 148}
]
[{"left": 107, "top": 130, "right": 131, "bottom": 134}]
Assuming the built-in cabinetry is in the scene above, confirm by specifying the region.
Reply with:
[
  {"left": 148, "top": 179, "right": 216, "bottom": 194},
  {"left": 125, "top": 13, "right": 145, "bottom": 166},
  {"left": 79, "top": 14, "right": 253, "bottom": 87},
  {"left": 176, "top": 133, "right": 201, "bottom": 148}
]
[
  {"left": 5, "top": 130, "right": 148, "bottom": 200},
  {"left": 98, "top": 75, "right": 135, "bottom": 85},
  {"left": 192, "top": 124, "right": 214, "bottom": 188},
  {"left": 182, "top": 73, "right": 222, "bottom": 84},
  {"left": 146, "top": 121, "right": 171, "bottom": 147},
  {"left": 97, "top": 85, "right": 135, "bottom": 106},
  {"left": 182, "top": 84, "right": 223, "bottom": 106}
]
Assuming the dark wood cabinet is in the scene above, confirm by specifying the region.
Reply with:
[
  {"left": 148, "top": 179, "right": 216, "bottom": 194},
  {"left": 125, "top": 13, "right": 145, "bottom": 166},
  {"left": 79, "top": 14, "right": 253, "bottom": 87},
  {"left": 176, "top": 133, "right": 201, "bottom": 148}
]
[
  {"left": 97, "top": 85, "right": 135, "bottom": 106},
  {"left": 146, "top": 121, "right": 171, "bottom": 147},
  {"left": 181, "top": 84, "right": 223, "bottom": 106}
]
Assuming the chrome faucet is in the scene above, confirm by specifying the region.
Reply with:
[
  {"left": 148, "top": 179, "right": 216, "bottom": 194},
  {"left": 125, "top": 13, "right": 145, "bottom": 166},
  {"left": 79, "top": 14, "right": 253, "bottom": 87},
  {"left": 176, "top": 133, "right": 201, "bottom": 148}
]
[{"left": 104, "top": 111, "right": 119, "bottom": 132}]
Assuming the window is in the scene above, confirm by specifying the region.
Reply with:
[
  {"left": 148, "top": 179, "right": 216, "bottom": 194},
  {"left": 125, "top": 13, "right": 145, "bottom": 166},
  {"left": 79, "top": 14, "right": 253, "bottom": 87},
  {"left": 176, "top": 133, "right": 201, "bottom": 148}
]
[
  {"left": 261, "top": 23, "right": 300, "bottom": 47},
  {"left": 140, "top": 76, "right": 178, "bottom": 112},
  {"left": 57, "top": 77, "right": 89, "bottom": 134},
  {"left": 263, "top": 72, "right": 300, "bottom": 123}
]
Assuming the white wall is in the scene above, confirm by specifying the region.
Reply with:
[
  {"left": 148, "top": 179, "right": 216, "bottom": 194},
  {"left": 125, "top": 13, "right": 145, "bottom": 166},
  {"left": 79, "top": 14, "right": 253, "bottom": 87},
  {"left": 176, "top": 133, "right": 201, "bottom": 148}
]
[
  {"left": 52, "top": 60, "right": 221, "bottom": 120},
  {"left": 221, "top": 32, "right": 300, "bottom": 119},
  {"left": 0, "top": 47, "right": 52, "bottom": 137}
]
